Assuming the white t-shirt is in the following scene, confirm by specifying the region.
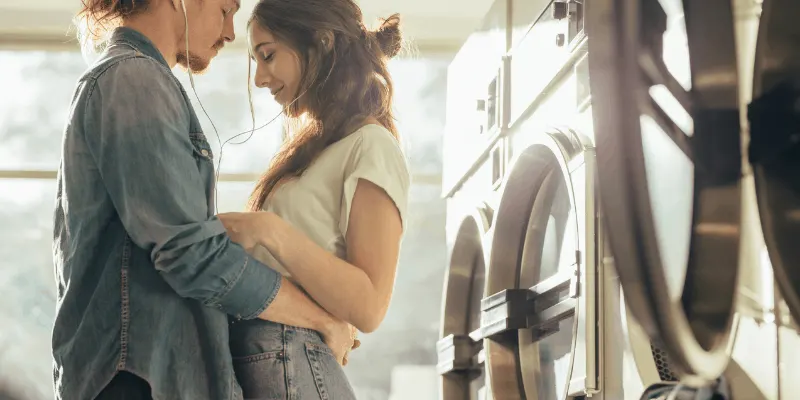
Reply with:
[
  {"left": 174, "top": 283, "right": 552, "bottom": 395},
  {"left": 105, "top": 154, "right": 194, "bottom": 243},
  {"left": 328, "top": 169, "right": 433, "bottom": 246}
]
[{"left": 251, "top": 124, "right": 411, "bottom": 277}]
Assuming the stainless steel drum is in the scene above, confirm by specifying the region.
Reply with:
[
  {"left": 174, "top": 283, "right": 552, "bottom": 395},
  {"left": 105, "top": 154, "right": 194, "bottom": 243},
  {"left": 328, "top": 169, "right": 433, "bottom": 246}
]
[
  {"left": 587, "top": 0, "right": 742, "bottom": 383},
  {"left": 438, "top": 209, "right": 492, "bottom": 400},
  {"left": 750, "top": 0, "right": 800, "bottom": 326}
]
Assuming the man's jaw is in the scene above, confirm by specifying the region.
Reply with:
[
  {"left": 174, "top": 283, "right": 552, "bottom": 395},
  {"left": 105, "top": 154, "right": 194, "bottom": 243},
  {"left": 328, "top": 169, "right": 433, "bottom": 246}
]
[
  {"left": 176, "top": 39, "right": 225, "bottom": 73},
  {"left": 176, "top": 51, "right": 211, "bottom": 74}
]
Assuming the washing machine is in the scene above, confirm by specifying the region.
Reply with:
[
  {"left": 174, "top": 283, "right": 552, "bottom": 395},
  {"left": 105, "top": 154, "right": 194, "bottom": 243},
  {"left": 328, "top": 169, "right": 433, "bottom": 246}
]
[
  {"left": 438, "top": 0, "right": 603, "bottom": 399},
  {"left": 587, "top": 0, "right": 800, "bottom": 398}
]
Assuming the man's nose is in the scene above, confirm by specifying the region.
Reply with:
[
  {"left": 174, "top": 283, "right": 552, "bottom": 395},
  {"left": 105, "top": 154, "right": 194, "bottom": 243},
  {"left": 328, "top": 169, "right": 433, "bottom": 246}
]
[{"left": 223, "top": 18, "right": 236, "bottom": 43}]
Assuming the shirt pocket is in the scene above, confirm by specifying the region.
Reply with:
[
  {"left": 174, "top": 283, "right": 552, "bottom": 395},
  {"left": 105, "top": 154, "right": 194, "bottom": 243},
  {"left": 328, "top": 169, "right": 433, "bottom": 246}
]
[{"left": 189, "top": 132, "right": 214, "bottom": 164}]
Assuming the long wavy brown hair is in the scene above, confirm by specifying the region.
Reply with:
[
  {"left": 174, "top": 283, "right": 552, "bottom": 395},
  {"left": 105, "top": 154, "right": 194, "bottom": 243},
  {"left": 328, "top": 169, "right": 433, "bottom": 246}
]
[{"left": 246, "top": 0, "right": 403, "bottom": 211}]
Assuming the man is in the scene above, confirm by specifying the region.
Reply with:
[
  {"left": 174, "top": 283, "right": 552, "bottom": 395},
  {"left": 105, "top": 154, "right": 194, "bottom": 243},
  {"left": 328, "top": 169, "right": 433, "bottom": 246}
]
[{"left": 53, "top": 0, "right": 354, "bottom": 399}]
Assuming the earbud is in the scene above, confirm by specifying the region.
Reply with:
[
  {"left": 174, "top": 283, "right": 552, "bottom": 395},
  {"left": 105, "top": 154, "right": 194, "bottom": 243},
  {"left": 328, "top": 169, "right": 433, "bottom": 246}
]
[{"left": 319, "top": 32, "right": 333, "bottom": 51}]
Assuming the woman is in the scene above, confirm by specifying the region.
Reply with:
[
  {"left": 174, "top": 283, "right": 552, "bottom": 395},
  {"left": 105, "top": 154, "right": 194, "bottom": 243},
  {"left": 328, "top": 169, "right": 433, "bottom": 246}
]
[{"left": 218, "top": 0, "right": 410, "bottom": 398}]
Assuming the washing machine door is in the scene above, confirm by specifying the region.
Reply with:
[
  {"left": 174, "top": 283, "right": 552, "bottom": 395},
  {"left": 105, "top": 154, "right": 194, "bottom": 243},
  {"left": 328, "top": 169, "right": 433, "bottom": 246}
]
[
  {"left": 438, "top": 208, "right": 492, "bottom": 400},
  {"left": 750, "top": 0, "right": 800, "bottom": 325},
  {"left": 471, "top": 131, "right": 593, "bottom": 400},
  {"left": 587, "top": 0, "right": 741, "bottom": 382}
]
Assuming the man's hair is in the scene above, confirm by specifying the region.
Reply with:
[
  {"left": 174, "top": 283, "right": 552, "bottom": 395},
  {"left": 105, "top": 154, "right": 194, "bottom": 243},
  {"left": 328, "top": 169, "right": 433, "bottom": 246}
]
[
  {"left": 247, "top": 0, "right": 405, "bottom": 211},
  {"left": 75, "top": 0, "right": 152, "bottom": 44}
]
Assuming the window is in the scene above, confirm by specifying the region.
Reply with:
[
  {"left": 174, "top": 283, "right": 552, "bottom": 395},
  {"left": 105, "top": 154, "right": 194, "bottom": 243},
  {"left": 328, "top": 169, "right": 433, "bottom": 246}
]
[
  {"left": 0, "top": 51, "right": 87, "bottom": 170},
  {"left": 0, "top": 179, "right": 58, "bottom": 400},
  {"left": 0, "top": 49, "right": 450, "bottom": 400}
]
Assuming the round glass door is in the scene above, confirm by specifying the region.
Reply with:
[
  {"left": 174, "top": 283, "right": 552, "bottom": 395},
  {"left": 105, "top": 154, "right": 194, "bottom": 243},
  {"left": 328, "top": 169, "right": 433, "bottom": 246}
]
[
  {"left": 439, "top": 211, "right": 490, "bottom": 399},
  {"left": 484, "top": 139, "right": 580, "bottom": 400},
  {"left": 517, "top": 159, "right": 578, "bottom": 400},
  {"left": 587, "top": 0, "right": 741, "bottom": 381},
  {"left": 751, "top": 0, "right": 800, "bottom": 324}
]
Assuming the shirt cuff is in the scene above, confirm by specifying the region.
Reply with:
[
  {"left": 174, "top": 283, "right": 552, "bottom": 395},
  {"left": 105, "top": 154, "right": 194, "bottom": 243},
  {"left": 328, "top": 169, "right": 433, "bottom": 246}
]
[{"left": 216, "top": 255, "right": 282, "bottom": 320}]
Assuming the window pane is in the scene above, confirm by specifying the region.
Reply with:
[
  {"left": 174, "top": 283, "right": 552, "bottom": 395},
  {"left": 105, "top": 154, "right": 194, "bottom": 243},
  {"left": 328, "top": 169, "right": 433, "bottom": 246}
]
[
  {"left": 0, "top": 179, "right": 57, "bottom": 400},
  {"left": 389, "top": 57, "right": 450, "bottom": 176},
  {"left": 0, "top": 51, "right": 85, "bottom": 170}
]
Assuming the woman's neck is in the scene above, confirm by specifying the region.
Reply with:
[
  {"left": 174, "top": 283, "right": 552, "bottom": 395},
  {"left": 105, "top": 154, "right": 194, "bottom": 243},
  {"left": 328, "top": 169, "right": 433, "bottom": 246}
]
[{"left": 346, "top": 116, "right": 381, "bottom": 134}]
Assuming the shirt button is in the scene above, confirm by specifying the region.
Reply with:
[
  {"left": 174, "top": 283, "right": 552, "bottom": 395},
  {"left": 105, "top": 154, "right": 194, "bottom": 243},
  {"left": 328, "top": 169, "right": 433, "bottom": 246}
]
[{"left": 201, "top": 149, "right": 209, "bottom": 157}]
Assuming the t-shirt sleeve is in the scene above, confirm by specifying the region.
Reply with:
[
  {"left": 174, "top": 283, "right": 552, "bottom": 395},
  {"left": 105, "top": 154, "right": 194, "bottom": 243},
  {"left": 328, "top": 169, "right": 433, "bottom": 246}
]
[{"left": 339, "top": 127, "right": 411, "bottom": 237}]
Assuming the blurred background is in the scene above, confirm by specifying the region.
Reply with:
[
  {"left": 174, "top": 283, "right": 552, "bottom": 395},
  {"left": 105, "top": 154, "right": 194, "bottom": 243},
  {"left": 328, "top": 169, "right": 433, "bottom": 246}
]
[{"left": 0, "top": 0, "right": 495, "bottom": 398}]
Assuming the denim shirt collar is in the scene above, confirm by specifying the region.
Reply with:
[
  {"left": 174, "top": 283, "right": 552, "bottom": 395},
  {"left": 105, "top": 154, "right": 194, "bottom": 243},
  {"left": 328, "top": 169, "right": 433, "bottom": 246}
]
[{"left": 110, "top": 27, "right": 170, "bottom": 68}]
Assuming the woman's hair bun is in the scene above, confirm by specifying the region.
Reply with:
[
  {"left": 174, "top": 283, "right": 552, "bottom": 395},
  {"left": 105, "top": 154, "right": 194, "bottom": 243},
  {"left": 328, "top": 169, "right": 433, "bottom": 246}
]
[{"left": 372, "top": 14, "right": 403, "bottom": 58}]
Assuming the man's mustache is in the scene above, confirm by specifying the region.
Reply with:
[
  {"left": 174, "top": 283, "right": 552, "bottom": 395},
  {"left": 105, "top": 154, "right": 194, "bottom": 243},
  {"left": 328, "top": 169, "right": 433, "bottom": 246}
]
[{"left": 213, "top": 40, "right": 225, "bottom": 51}]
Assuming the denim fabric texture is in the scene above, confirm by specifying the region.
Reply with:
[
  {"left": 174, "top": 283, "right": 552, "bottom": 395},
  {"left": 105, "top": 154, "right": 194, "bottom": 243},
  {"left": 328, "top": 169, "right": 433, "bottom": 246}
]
[{"left": 230, "top": 320, "right": 357, "bottom": 400}]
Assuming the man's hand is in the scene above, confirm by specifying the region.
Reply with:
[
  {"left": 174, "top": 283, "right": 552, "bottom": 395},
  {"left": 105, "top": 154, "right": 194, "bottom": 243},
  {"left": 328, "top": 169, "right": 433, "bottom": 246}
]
[{"left": 320, "top": 317, "right": 359, "bottom": 365}]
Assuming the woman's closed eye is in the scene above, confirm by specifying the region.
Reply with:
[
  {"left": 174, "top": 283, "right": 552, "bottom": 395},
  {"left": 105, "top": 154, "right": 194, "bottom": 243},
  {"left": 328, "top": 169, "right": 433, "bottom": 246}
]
[{"left": 260, "top": 52, "right": 275, "bottom": 62}]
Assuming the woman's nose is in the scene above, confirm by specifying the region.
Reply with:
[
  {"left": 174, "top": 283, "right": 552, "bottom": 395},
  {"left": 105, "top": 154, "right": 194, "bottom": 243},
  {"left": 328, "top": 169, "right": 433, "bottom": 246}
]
[{"left": 254, "top": 66, "right": 270, "bottom": 89}]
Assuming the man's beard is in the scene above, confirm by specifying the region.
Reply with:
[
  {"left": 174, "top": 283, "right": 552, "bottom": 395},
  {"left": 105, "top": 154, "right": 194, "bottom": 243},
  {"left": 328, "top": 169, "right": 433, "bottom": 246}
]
[
  {"left": 176, "top": 41, "right": 224, "bottom": 74},
  {"left": 176, "top": 51, "right": 211, "bottom": 74}
]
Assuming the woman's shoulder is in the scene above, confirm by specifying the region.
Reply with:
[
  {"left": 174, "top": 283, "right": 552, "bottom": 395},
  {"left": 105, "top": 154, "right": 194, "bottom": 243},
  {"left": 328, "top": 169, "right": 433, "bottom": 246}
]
[{"left": 347, "top": 123, "right": 402, "bottom": 152}]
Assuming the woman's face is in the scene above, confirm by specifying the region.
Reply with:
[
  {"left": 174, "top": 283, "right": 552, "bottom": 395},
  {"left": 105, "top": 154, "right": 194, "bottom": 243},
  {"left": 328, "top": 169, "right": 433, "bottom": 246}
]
[{"left": 248, "top": 23, "right": 302, "bottom": 107}]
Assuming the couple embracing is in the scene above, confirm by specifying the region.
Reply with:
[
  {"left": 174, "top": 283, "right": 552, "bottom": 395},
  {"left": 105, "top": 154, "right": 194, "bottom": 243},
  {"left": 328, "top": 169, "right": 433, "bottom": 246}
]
[{"left": 52, "top": 0, "right": 409, "bottom": 398}]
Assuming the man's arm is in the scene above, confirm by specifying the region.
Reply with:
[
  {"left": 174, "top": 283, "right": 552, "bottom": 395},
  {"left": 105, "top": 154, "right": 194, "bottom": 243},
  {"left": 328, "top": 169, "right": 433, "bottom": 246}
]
[
  {"left": 260, "top": 277, "right": 355, "bottom": 364},
  {"left": 258, "top": 277, "right": 330, "bottom": 328},
  {"left": 82, "top": 57, "right": 278, "bottom": 319}
]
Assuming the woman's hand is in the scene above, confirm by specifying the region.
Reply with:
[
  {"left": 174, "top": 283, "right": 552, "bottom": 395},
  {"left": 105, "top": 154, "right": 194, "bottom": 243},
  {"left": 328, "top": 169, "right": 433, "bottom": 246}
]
[
  {"left": 217, "top": 212, "right": 270, "bottom": 253},
  {"left": 320, "top": 317, "right": 361, "bottom": 366}
]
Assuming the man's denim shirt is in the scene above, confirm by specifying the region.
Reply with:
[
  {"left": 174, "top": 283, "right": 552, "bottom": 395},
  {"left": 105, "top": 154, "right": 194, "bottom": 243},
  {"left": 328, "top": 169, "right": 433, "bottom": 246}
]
[{"left": 52, "top": 27, "right": 282, "bottom": 400}]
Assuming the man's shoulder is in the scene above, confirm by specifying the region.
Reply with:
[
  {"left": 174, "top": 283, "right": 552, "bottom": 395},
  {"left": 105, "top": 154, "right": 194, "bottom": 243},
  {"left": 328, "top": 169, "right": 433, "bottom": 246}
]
[
  {"left": 81, "top": 45, "right": 181, "bottom": 96},
  {"left": 70, "top": 45, "right": 190, "bottom": 128}
]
